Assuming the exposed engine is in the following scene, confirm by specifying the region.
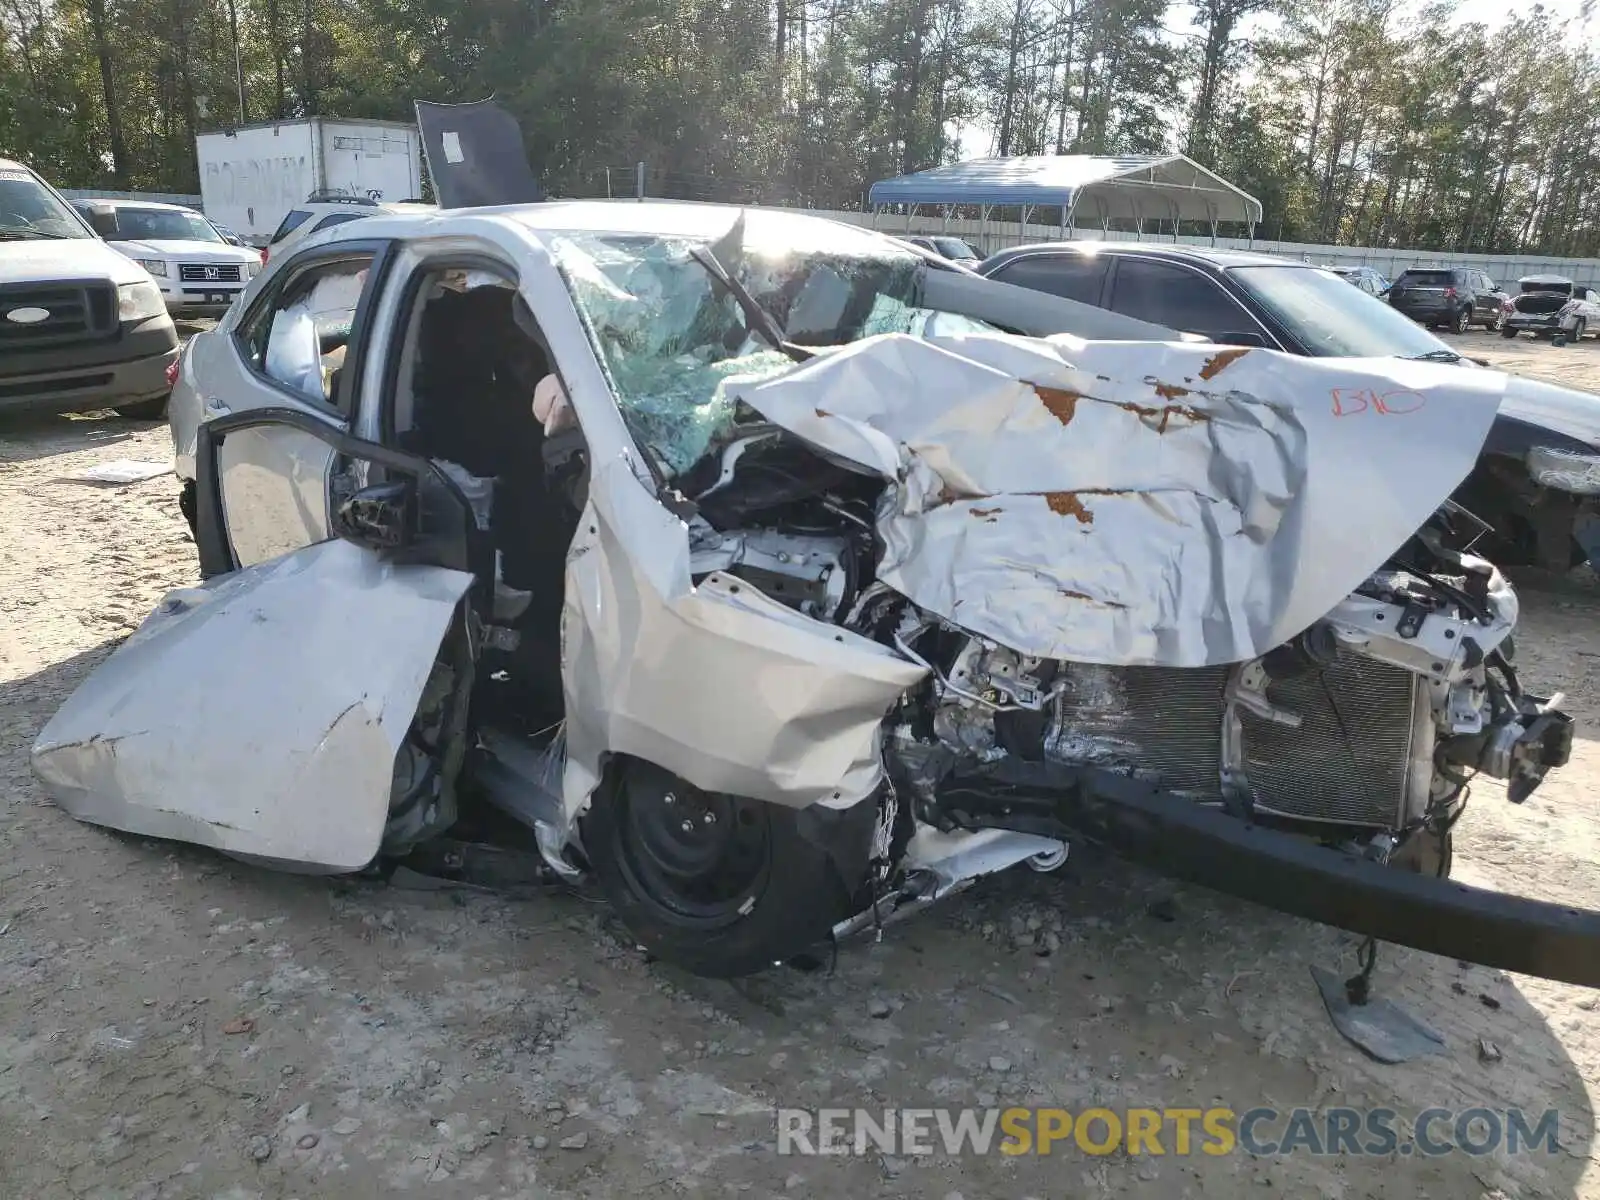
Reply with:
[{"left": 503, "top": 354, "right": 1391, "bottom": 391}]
[{"left": 684, "top": 433, "right": 1573, "bottom": 868}]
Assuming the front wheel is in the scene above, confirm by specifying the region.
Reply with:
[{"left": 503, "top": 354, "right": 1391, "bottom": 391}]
[
  {"left": 1501, "top": 325, "right": 1519, "bottom": 339},
  {"left": 584, "top": 760, "right": 872, "bottom": 978},
  {"left": 1487, "top": 309, "right": 1505, "bottom": 332},
  {"left": 114, "top": 394, "right": 170, "bottom": 420},
  {"left": 1453, "top": 306, "right": 1472, "bottom": 335}
]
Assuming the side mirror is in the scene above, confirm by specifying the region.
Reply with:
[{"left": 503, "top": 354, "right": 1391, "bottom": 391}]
[
  {"left": 85, "top": 205, "right": 118, "bottom": 238},
  {"left": 334, "top": 479, "right": 415, "bottom": 551}
]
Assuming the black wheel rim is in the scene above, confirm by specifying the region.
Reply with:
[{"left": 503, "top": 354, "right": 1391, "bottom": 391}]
[{"left": 611, "top": 769, "right": 771, "bottom": 929}]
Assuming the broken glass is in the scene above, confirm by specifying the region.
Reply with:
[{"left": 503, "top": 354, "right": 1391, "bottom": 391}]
[{"left": 553, "top": 229, "right": 967, "bottom": 477}]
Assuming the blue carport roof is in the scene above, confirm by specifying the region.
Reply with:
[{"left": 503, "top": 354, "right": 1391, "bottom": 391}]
[{"left": 868, "top": 154, "right": 1262, "bottom": 225}]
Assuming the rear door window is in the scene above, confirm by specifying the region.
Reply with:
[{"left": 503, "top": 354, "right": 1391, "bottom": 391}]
[
  {"left": 988, "top": 253, "right": 1109, "bottom": 305},
  {"left": 312, "top": 212, "right": 370, "bottom": 234},
  {"left": 235, "top": 253, "right": 377, "bottom": 413},
  {"left": 270, "top": 209, "right": 314, "bottom": 244},
  {"left": 1106, "top": 257, "right": 1235, "bottom": 334}
]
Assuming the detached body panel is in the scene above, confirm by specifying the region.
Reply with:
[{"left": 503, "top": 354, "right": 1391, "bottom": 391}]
[{"left": 32, "top": 539, "right": 473, "bottom": 872}]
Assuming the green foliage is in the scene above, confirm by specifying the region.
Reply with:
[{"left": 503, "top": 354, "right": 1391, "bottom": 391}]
[{"left": 2, "top": 0, "right": 1598, "bottom": 252}]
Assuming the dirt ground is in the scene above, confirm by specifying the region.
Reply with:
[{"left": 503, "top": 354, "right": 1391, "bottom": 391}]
[{"left": 3, "top": 330, "right": 1600, "bottom": 1200}]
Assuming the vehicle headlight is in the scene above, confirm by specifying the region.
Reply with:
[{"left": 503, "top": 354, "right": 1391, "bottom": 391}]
[
  {"left": 117, "top": 281, "right": 167, "bottom": 322},
  {"left": 134, "top": 258, "right": 168, "bottom": 277},
  {"left": 245, "top": 260, "right": 262, "bottom": 279},
  {"left": 1527, "top": 445, "right": 1600, "bottom": 494}
]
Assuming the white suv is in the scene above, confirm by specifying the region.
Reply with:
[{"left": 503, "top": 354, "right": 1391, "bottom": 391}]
[
  {"left": 262, "top": 194, "right": 434, "bottom": 264},
  {"left": 75, "top": 198, "right": 262, "bottom": 318}
]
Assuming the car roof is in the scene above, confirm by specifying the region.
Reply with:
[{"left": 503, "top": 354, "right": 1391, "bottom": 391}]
[
  {"left": 314, "top": 199, "right": 911, "bottom": 255},
  {"left": 983, "top": 240, "right": 1305, "bottom": 270},
  {"left": 74, "top": 198, "right": 197, "bottom": 214},
  {"left": 1521, "top": 273, "right": 1574, "bottom": 284},
  {"left": 0, "top": 157, "right": 28, "bottom": 173}
]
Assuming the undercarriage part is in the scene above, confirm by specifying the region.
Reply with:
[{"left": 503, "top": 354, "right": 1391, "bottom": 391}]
[
  {"left": 940, "top": 758, "right": 1600, "bottom": 989},
  {"left": 830, "top": 825, "right": 1069, "bottom": 942},
  {"left": 1439, "top": 691, "right": 1574, "bottom": 804},
  {"left": 471, "top": 727, "right": 581, "bottom": 880}
]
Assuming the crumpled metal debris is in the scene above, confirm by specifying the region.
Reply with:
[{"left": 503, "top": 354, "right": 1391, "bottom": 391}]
[{"left": 732, "top": 332, "right": 1505, "bottom": 667}]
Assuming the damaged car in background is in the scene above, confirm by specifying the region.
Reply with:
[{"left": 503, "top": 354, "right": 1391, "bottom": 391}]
[{"left": 29, "top": 200, "right": 1598, "bottom": 994}]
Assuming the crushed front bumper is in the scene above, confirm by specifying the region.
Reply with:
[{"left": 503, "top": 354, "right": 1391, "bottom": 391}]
[{"left": 950, "top": 752, "right": 1599, "bottom": 989}]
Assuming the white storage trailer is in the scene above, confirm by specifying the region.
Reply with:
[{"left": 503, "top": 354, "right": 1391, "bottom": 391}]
[{"left": 196, "top": 118, "right": 423, "bottom": 243}]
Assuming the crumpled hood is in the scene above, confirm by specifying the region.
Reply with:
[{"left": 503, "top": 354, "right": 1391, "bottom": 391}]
[
  {"left": 108, "top": 238, "right": 259, "bottom": 263},
  {"left": 1500, "top": 374, "right": 1600, "bottom": 447},
  {"left": 731, "top": 333, "right": 1505, "bottom": 668},
  {"left": 0, "top": 237, "right": 148, "bottom": 286}
]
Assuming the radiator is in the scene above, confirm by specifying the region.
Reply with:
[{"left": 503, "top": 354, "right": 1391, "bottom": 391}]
[{"left": 1045, "top": 658, "right": 1417, "bottom": 828}]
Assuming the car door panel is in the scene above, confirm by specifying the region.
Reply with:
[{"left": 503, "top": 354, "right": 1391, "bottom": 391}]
[
  {"left": 34, "top": 405, "right": 487, "bottom": 872},
  {"left": 217, "top": 426, "right": 340, "bottom": 566},
  {"left": 31, "top": 538, "right": 475, "bottom": 872},
  {"left": 200, "top": 241, "right": 395, "bottom": 566}
]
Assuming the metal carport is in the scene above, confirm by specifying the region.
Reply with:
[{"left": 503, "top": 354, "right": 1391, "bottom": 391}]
[{"left": 867, "top": 154, "right": 1263, "bottom": 244}]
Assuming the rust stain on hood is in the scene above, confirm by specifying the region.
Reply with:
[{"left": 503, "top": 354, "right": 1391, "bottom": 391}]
[
  {"left": 1033, "top": 384, "right": 1088, "bottom": 425},
  {"left": 1046, "top": 492, "right": 1095, "bottom": 524},
  {"left": 1199, "top": 347, "right": 1251, "bottom": 380}
]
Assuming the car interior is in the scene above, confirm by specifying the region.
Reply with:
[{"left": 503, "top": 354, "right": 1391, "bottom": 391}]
[{"left": 390, "top": 265, "right": 586, "bottom": 735}]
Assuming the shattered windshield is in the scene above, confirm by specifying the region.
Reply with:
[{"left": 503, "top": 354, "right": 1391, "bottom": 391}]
[{"left": 552, "top": 229, "right": 984, "bottom": 475}]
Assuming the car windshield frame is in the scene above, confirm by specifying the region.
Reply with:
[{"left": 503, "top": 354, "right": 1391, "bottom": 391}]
[
  {"left": 1228, "top": 264, "right": 1460, "bottom": 360},
  {"left": 550, "top": 227, "right": 991, "bottom": 478},
  {"left": 0, "top": 169, "right": 93, "bottom": 239},
  {"left": 111, "top": 207, "right": 225, "bottom": 244}
]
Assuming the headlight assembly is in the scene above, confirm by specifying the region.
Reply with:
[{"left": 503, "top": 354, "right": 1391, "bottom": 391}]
[
  {"left": 117, "top": 281, "right": 167, "bottom": 322},
  {"left": 134, "top": 258, "right": 168, "bottom": 278},
  {"left": 1527, "top": 445, "right": 1600, "bottom": 494}
]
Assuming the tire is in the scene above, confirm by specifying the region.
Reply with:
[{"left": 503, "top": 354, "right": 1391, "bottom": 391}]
[
  {"left": 1501, "top": 325, "right": 1518, "bottom": 339},
  {"left": 178, "top": 478, "right": 198, "bottom": 540},
  {"left": 1453, "top": 306, "right": 1472, "bottom": 335},
  {"left": 114, "top": 394, "right": 169, "bottom": 420},
  {"left": 584, "top": 759, "right": 872, "bottom": 978},
  {"left": 1487, "top": 309, "right": 1504, "bottom": 333}
]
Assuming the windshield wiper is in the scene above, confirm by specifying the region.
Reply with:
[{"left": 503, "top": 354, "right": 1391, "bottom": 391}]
[
  {"left": 0, "top": 228, "right": 76, "bottom": 241},
  {"left": 1401, "top": 349, "right": 1462, "bottom": 363},
  {"left": 687, "top": 243, "right": 811, "bottom": 364}
]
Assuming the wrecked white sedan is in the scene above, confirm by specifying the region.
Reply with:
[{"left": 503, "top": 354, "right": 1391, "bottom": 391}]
[{"left": 32, "top": 202, "right": 1590, "bottom": 988}]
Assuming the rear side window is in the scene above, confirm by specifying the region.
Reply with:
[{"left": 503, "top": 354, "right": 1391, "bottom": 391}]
[
  {"left": 311, "top": 212, "right": 369, "bottom": 234},
  {"left": 235, "top": 254, "right": 376, "bottom": 412},
  {"left": 269, "top": 209, "right": 313, "bottom": 244},
  {"left": 989, "top": 253, "right": 1109, "bottom": 305}
]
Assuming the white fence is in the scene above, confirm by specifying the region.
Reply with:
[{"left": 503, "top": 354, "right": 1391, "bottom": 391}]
[
  {"left": 55, "top": 188, "right": 1600, "bottom": 283},
  {"left": 815, "top": 208, "right": 1600, "bottom": 285},
  {"left": 61, "top": 188, "right": 205, "bottom": 208}
]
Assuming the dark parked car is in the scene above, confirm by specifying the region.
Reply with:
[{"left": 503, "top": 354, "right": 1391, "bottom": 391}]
[
  {"left": 1327, "top": 264, "right": 1388, "bottom": 295},
  {"left": 897, "top": 235, "right": 981, "bottom": 264},
  {"left": 1385, "top": 266, "right": 1505, "bottom": 333},
  {"left": 977, "top": 241, "right": 1600, "bottom": 571}
]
